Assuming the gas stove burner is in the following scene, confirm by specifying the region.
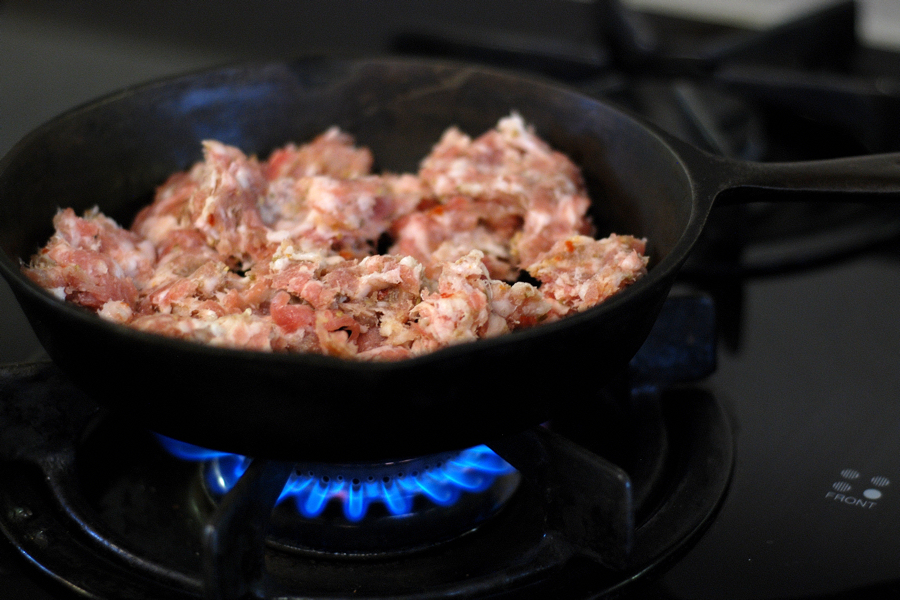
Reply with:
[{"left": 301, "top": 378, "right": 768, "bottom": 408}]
[
  {"left": 0, "top": 354, "right": 732, "bottom": 599},
  {"left": 157, "top": 435, "right": 521, "bottom": 555}
]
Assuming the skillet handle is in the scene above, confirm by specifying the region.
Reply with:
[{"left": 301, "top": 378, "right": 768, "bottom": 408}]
[{"left": 710, "top": 152, "right": 900, "bottom": 206}]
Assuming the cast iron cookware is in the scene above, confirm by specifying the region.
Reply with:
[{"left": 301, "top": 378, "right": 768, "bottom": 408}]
[{"left": 1, "top": 58, "right": 898, "bottom": 462}]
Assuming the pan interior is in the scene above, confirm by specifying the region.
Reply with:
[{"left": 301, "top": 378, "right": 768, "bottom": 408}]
[{"left": 0, "top": 58, "right": 698, "bottom": 460}]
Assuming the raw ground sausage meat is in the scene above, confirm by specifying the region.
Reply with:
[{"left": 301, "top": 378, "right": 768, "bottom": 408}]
[{"left": 25, "top": 114, "right": 648, "bottom": 360}]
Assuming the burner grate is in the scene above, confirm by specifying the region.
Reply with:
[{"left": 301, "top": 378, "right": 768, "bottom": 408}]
[{"left": 0, "top": 295, "right": 731, "bottom": 599}]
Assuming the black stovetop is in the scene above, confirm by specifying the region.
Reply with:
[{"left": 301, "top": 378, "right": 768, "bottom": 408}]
[{"left": 3, "top": 1, "right": 900, "bottom": 598}]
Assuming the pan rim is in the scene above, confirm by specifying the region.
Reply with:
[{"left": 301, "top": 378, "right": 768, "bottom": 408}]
[{"left": 0, "top": 55, "right": 703, "bottom": 373}]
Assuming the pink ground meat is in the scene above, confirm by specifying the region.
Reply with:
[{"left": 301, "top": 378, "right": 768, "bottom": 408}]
[{"left": 24, "top": 113, "right": 648, "bottom": 360}]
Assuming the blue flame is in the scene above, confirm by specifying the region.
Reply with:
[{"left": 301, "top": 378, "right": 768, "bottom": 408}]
[{"left": 155, "top": 435, "right": 516, "bottom": 522}]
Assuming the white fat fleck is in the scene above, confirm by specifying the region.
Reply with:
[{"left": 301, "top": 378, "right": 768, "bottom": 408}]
[
  {"left": 432, "top": 174, "right": 451, "bottom": 193},
  {"left": 620, "top": 252, "right": 642, "bottom": 271},
  {"left": 318, "top": 190, "right": 340, "bottom": 213},
  {"left": 195, "top": 196, "right": 220, "bottom": 238},
  {"left": 397, "top": 219, "right": 432, "bottom": 255},
  {"left": 116, "top": 240, "right": 155, "bottom": 277},
  {"left": 193, "top": 308, "right": 220, "bottom": 321},
  {"left": 155, "top": 287, "right": 173, "bottom": 307},
  {"left": 50, "top": 287, "right": 66, "bottom": 300},
  {"left": 271, "top": 240, "right": 344, "bottom": 273},
  {"left": 308, "top": 178, "right": 341, "bottom": 212},
  {"left": 356, "top": 193, "right": 375, "bottom": 212},
  {"left": 266, "top": 229, "right": 292, "bottom": 244},
  {"left": 235, "top": 167, "right": 254, "bottom": 190},
  {"left": 491, "top": 175, "right": 525, "bottom": 195},
  {"left": 483, "top": 313, "right": 510, "bottom": 338},
  {"left": 198, "top": 265, "right": 227, "bottom": 296},
  {"left": 357, "top": 255, "right": 375, "bottom": 268},
  {"left": 270, "top": 244, "right": 326, "bottom": 273},
  {"left": 357, "top": 269, "right": 402, "bottom": 298},
  {"left": 447, "top": 158, "right": 471, "bottom": 179},
  {"left": 140, "top": 215, "right": 178, "bottom": 244},
  {"left": 577, "top": 280, "right": 592, "bottom": 302},
  {"left": 270, "top": 256, "right": 290, "bottom": 272},
  {"left": 116, "top": 253, "right": 140, "bottom": 276},
  {"left": 498, "top": 112, "right": 527, "bottom": 136},
  {"left": 498, "top": 112, "right": 548, "bottom": 155},
  {"left": 490, "top": 296, "right": 514, "bottom": 318},
  {"left": 525, "top": 209, "right": 553, "bottom": 231},
  {"left": 207, "top": 322, "right": 226, "bottom": 339},
  {"left": 322, "top": 126, "right": 342, "bottom": 140},
  {"left": 379, "top": 316, "right": 408, "bottom": 341},
  {"left": 399, "top": 255, "right": 423, "bottom": 273},
  {"left": 92, "top": 261, "right": 109, "bottom": 276},
  {"left": 98, "top": 300, "right": 133, "bottom": 323}
]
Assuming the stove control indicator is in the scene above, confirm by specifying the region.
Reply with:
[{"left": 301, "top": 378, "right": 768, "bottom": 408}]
[{"left": 824, "top": 469, "right": 889, "bottom": 509}]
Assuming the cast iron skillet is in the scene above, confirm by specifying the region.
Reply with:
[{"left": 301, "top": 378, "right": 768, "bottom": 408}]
[{"left": 1, "top": 57, "right": 899, "bottom": 462}]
